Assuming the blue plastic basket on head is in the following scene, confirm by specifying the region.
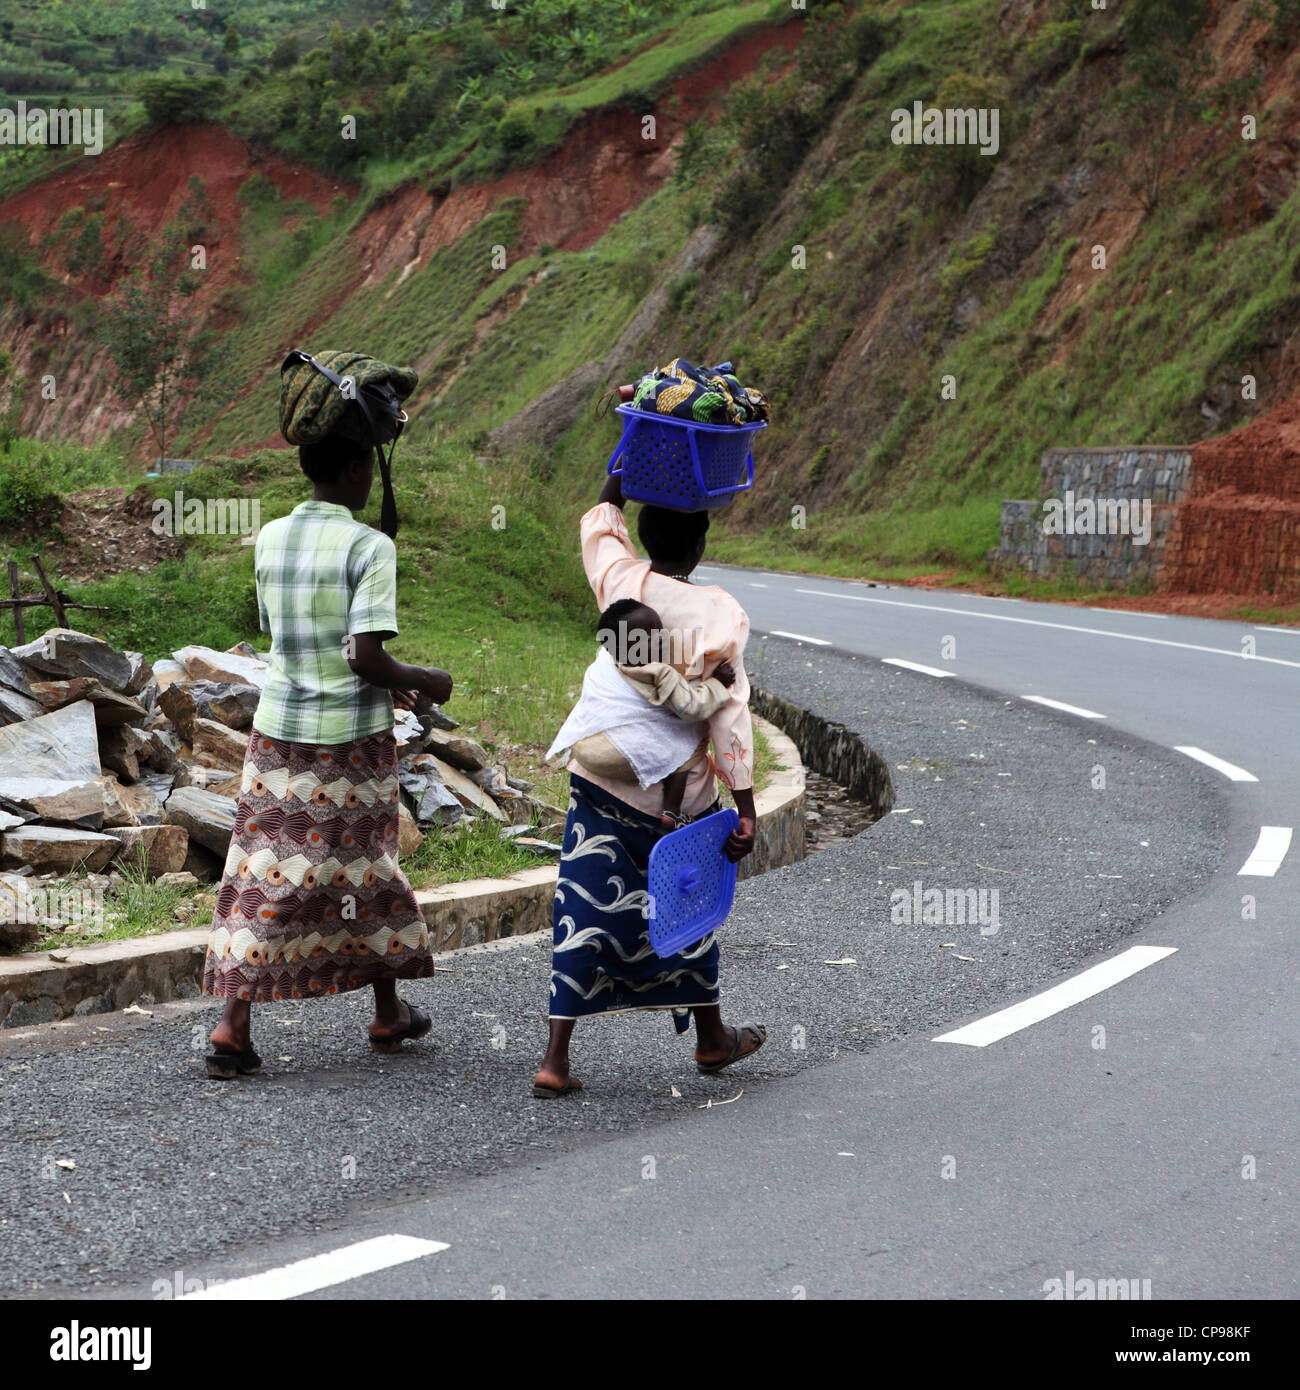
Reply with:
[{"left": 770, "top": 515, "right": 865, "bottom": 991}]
[
  {"left": 647, "top": 807, "right": 739, "bottom": 958},
  {"left": 607, "top": 404, "right": 765, "bottom": 512}
]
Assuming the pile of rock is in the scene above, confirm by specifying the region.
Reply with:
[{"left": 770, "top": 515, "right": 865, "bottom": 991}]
[{"left": 0, "top": 627, "right": 562, "bottom": 946}]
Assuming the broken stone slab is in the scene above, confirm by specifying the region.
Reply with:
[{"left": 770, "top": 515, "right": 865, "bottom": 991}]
[
  {"left": 0, "top": 647, "right": 36, "bottom": 700},
  {"left": 0, "top": 779, "right": 106, "bottom": 831},
  {"left": 12, "top": 629, "right": 134, "bottom": 691},
  {"left": 187, "top": 680, "right": 260, "bottom": 730},
  {"left": 152, "top": 659, "right": 187, "bottom": 692},
  {"left": 174, "top": 644, "right": 268, "bottom": 690},
  {"left": 141, "top": 728, "right": 185, "bottom": 776},
  {"left": 0, "top": 701, "right": 106, "bottom": 830},
  {"left": 471, "top": 764, "right": 521, "bottom": 799},
  {"left": 0, "top": 686, "right": 43, "bottom": 725},
  {"left": 164, "top": 785, "right": 237, "bottom": 856},
  {"left": 157, "top": 683, "right": 197, "bottom": 742},
  {"left": 122, "top": 652, "right": 153, "bottom": 697},
  {"left": 0, "top": 698, "right": 100, "bottom": 779},
  {"left": 191, "top": 718, "right": 249, "bottom": 773},
  {"left": 393, "top": 708, "right": 423, "bottom": 747},
  {"left": 415, "top": 700, "right": 459, "bottom": 732},
  {"left": 426, "top": 754, "right": 507, "bottom": 823},
  {"left": 98, "top": 724, "right": 150, "bottom": 784},
  {"left": 0, "top": 808, "right": 32, "bottom": 831},
  {"left": 119, "top": 782, "right": 165, "bottom": 825},
  {"left": 99, "top": 776, "right": 140, "bottom": 829},
  {"left": 135, "top": 675, "right": 160, "bottom": 714},
  {"left": 512, "top": 836, "right": 563, "bottom": 859},
  {"left": 227, "top": 641, "right": 261, "bottom": 660},
  {"left": 157, "top": 871, "right": 199, "bottom": 890},
  {"left": 105, "top": 824, "right": 189, "bottom": 877},
  {"left": 398, "top": 760, "right": 463, "bottom": 825},
  {"left": 397, "top": 802, "right": 422, "bottom": 855},
  {"left": 423, "top": 726, "right": 490, "bottom": 771},
  {"left": 0, "top": 873, "right": 41, "bottom": 948},
  {"left": 0, "top": 824, "right": 120, "bottom": 873},
  {"left": 28, "top": 678, "right": 148, "bottom": 727}
]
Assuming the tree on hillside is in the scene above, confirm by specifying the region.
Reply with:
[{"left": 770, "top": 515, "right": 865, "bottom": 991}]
[
  {"left": 137, "top": 75, "right": 226, "bottom": 127},
  {"left": 97, "top": 182, "right": 231, "bottom": 468},
  {"left": 1115, "top": 0, "right": 1210, "bottom": 212},
  {"left": 0, "top": 349, "right": 25, "bottom": 455}
]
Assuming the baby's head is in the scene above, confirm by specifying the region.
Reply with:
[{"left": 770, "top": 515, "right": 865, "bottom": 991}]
[{"left": 596, "top": 598, "right": 663, "bottom": 667}]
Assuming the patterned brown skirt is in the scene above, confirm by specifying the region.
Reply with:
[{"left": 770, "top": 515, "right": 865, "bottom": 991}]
[{"left": 201, "top": 727, "right": 433, "bottom": 1002}]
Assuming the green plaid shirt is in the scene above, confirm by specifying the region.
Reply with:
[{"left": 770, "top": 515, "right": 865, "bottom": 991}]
[{"left": 252, "top": 500, "right": 398, "bottom": 746}]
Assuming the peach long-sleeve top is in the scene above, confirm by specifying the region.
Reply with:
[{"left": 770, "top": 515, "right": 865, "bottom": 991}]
[{"left": 568, "top": 502, "right": 754, "bottom": 818}]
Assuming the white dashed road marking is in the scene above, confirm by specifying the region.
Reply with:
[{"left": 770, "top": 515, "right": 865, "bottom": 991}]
[
  {"left": 791, "top": 588, "right": 1300, "bottom": 670},
  {"left": 1237, "top": 826, "right": 1293, "bottom": 877},
  {"left": 1174, "top": 746, "right": 1259, "bottom": 783},
  {"left": 1023, "top": 695, "right": 1106, "bottom": 719},
  {"left": 934, "top": 946, "right": 1179, "bottom": 1047},
  {"left": 181, "top": 1234, "right": 449, "bottom": 1300},
  {"left": 882, "top": 658, "right": 953, "bottom": 678},
  {"left": 769, "top": 630, "right": 831, "bottom": 646}
]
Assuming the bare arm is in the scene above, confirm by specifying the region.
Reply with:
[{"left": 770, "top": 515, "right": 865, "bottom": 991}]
[
  {"left": 347, "top": 632, "right": 452, "bottom": 708},
  {"left": 725, "top": 786, "right": 756, "bottom": 863},
  {"left": 596, "top": 383, "right": 635, "bottom": 509}
]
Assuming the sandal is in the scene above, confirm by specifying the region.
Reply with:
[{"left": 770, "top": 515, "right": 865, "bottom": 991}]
[
  {"left": 696, "top": 1021, "right": 766, "bottom": 1075},
  {"left": 368, "top": 1003, "right": 432, "bottom": 1054},
  {"left": 205, "top": 1045, "right": 263, "bottom": 1080}
]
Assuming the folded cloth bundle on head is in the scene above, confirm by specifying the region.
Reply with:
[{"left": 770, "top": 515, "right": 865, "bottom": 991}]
[
  {"left": 278, "top": 348, "right": 418, "bottom": 539},
  {"left": 631, "top": 357, "right": 769, "bottom": 426}
]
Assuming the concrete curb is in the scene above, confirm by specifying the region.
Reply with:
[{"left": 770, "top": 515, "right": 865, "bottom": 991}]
[{"left": 0, "top": 716, "right": 806, "bottom": 1025}]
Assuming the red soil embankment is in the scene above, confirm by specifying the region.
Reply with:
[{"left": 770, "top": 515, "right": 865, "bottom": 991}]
[
  {"left": 353, "top": 18, "right": 805, "bottom": 287},
  {"left": 1160, "top": 397, "right": 1300, "bottom": 599},
  {"left": 0, "top": 125, "right": 349, "bottom": 300}
]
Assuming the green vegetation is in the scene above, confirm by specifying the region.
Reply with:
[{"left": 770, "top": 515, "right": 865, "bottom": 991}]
[
  {"left": 404, "top": 816, "right": 546, "bottom": 890},
  {"left": 21, "top": 849, "right": 205, "bottom": 955}
]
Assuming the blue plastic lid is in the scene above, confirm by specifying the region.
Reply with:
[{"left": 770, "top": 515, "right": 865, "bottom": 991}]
[{"left": 647, "top": 807, "right": 740, "bottom": 958}]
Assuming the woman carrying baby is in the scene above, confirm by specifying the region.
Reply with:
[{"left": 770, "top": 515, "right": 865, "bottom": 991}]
[{"left": 532, "top": 468, "right": 766, "bottom": 1097}]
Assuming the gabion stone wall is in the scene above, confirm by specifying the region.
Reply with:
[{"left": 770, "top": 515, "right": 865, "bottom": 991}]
[{"left": 989, "top": 447, "right": 1193, "bottom": 587}]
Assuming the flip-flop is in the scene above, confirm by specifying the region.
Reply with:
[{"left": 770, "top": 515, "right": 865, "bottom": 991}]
[
  {"left": 368, "top": 1003, "right": 432, "bottom": 1055},
  {"left": 204, "top": 1045, "right": 263, "bottom": 1080},
  {"left": 696, "top": 1021, "right": 766, "bottom": 1075},
  {"left": 532, "top": 1076, "right": 584, "bottom": 1099}
]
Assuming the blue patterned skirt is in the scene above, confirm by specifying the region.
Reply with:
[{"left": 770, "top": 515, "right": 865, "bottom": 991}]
[{"left": 548, "top": 773, "right": 721, "bottom": 1029}]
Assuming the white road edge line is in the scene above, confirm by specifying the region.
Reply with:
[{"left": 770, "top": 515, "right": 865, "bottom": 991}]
[
  {"left": 768, "top": 629, "right": 831, "bottom": 646},
  {"left": 1023, "top": 695, "right": 1106, "bottom": 719},
  {"left": 1238, "top": 826, "right": 1293, "bottom": 877},
  {"left": 1174, "top": 746, "right": 1259, "bottom": 783},
  {"left": 934, "top": 945, "right": 1178, "bottom": 1047},
  {"left": 792, "top": 588, "right": 1300, "bottom": 671},
  {"left": 180, "top": 1234, "right": 449, "bottom": 1300},
  {"left": 1089, "top": 607, "right": 1168, "bottom": 618},
  {"left": 882, "top": 657, "right": 953, "bottom": 678}
]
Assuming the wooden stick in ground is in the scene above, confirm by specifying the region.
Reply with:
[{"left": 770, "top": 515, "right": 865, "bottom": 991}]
[
  {"left": 6, "top": 560, "right": 23, "bottom": 644},
  {"left": 30, "top": 554, "right": 67, "bottom": 627}
]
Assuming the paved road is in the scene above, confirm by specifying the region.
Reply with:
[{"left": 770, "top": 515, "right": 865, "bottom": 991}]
[{"left": 2, "top": 567, "right": 1294, "bottom": 1300}]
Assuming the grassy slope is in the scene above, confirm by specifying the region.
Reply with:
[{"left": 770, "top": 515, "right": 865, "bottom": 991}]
[{"left": 10, "top": 2, "right": 1300, "bottom": 612}]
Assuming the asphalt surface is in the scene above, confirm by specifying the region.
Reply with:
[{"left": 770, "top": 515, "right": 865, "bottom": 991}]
[{"left": 1, "top": 565, "right": 1265, "bottom": 1299}]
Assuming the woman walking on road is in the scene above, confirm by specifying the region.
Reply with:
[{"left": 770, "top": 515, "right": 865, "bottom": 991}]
[
  {"left": 202, "top": 351, "right": 452, "bottom": 1078},
  {"left": 533, "top": 467, "right": 766, "bottom": 1097}
]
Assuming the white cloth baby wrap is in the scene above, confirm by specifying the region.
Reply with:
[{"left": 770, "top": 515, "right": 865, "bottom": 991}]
[{"left": 547, "top": 648, "right": 705, "bottom": 789}]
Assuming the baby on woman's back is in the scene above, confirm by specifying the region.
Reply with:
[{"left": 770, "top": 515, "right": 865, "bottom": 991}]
[{"left": 547, "top": 598, "right": 734, "bottom": 828}]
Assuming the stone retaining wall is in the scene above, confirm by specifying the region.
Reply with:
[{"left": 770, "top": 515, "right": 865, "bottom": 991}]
[
  {"left": 750, "top": 688, "right": 894, "bottom": 819},
  {"left": 990, "top": 446, "right": 1192, "bottom": 587}
]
